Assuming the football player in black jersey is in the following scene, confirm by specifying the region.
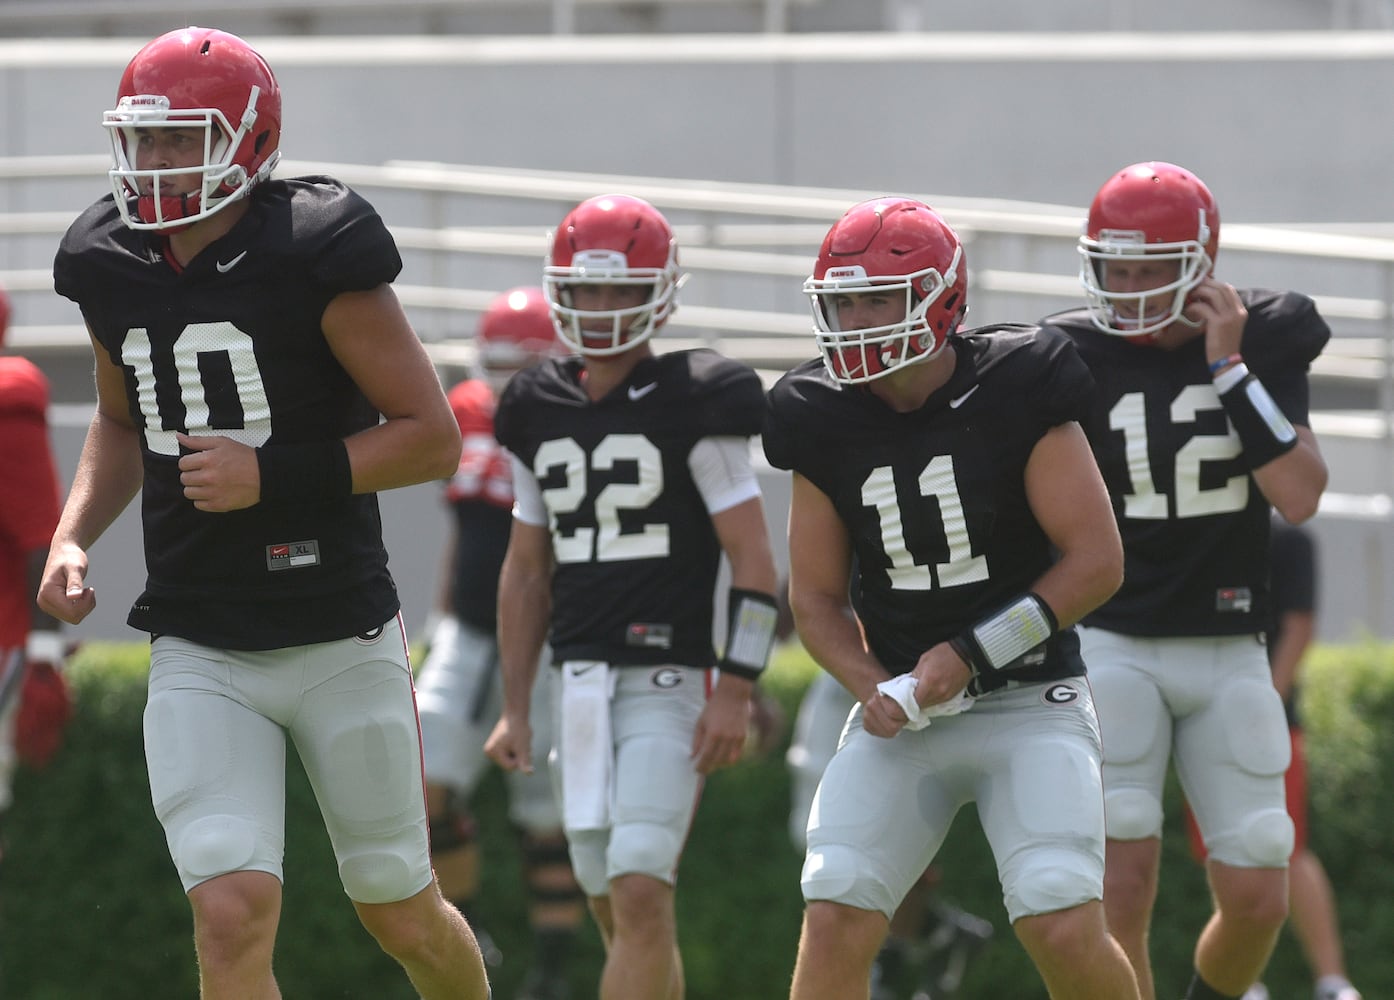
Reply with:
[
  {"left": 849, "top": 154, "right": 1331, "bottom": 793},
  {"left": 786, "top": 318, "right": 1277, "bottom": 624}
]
[
  {"left": 36, "top": 27, "right": 489, "bottom": 1000},
  {"left": 483, "top": 194, "right": 779, "bottom": 1000},
  {"left": 1039, "top": 161, "right": 1330, "bottom": 1000},
  {"left": 765, "top": 197, "right": 1138, "bottom": 1000}
]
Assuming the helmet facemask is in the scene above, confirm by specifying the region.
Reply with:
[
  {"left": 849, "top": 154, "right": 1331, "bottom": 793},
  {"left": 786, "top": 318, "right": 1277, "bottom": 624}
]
[
  {"left": 476, "top": 287, "right": 565, "bottom": 392},
  {"left": 805, "top": 247, "right": 962, "bottom": 386},
  {"left": 1078, "top": 227, "right": 1212, "bottom": 339},
  {"left": 544, "top": 248, "right": 685, "bottom": 357},
  {"left": 104, "top": 86, "right": 279, "bottom": 232}
]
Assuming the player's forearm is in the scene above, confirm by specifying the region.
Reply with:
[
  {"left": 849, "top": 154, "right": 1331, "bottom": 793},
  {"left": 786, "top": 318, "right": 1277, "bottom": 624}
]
[
  {"left": 1030, "top": 537, "right": 1124, "bottom": 630},
  {"left": 343, "top": 413, "right": 461, "bottom": 494},
  {"left": 496, "top": 568, "right": 550, "bottom": 716},
  {"left": 791, "top": 591, "right": 886, "bottom": 704},
  {"left": 714, "top": 498, "right": 779, "bottom": 598},
  {"left": 1253, "top": 428, "right": 1327, "bottom": 525},
  {"left": 54, "top": 410, "right": 142, "bottom": 550}
]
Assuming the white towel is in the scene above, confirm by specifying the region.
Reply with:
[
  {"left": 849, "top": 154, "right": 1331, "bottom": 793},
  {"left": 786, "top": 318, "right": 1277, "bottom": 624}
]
[
  {"left": 875, "top": 674, "right": 974, "bottom": 731},
  {"left": 559, "top": 661, "right": 614, "bottom": 831}
]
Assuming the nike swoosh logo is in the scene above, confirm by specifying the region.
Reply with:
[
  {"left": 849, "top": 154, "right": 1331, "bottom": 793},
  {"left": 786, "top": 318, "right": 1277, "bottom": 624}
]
[
  {"left": 628, "top": 382, "right": 658, "bottom": 401},
  {"left": 215, "top": 251, "right": 248, "bottom": 273},
  {"left": 568, "top": 663, "right": 600, "bottom": 677},
  {"left": 949, "top": 384, "right": 980, "bottom": 409}
]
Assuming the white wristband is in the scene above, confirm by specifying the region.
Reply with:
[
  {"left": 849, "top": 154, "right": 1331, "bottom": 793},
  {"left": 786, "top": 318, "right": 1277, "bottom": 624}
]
[
  {"left": 26, "top": 632, "right": 65, "bottom": 664},
  {"left": 1212, "top": 362, "right": 1250, "bottom": 395}
]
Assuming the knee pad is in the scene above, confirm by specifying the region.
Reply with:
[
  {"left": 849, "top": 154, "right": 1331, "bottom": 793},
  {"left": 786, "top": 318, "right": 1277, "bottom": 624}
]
[
  {"left": 340, "top": 850, "right": 419, "bottom": 905},
  {"left": 1104, "top": 787, "right": 1163, "bottom": 841},
  {"left": 1003, "top": 852, "right": 1101, "bottom": 922},
  {"left": 176, "top": 814, "right": 260, "bottom": 881},
  {"left": 800, "top": 842, "right": 896, "bottom": 919},
  {"left": 1238, "top": 808, "right": 1296, "bottom": 868},
  {"left": 608, "top": 820, "right": 682, "bottom": 886}
]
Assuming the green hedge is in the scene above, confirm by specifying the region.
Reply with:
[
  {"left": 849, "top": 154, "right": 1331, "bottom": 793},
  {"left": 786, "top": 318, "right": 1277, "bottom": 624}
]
[{"left": 2, "top": 641, "right": 1391, "bottom": 999}]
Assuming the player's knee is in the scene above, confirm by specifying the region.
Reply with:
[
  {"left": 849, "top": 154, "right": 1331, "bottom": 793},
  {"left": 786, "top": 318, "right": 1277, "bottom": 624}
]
[
  {"left": 340, "top": 850, "right": 418, "bottom": 905},
  {"left": 1104, "top": 787, "right": 1163, "bottom": 841},
  {"left": 800, "top": 843, "right": 896, "bottom": 919},
  {"left": 177, "top": 814, "right": 259, "bottom": 880},
  {"left": 1220, "top": 680, "right": 1291, "bottom": 776},
  {"left": 1239, "top": 808, "right": 1296, "bottom": 867},
  {"left": 608, "top": 821, "right": 681, "bottom": 884}
]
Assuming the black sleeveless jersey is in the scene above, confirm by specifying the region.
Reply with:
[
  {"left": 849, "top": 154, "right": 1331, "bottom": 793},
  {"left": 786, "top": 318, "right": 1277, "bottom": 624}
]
[
  {"left": 53, "top": 178, "right": 405, "bottom": 649},
  {"left": 495, "top": 349, "right": 764, "bottom": 668},
  {"left": 1041, "top": 289, "right": 1329, "bottom": 637},
  {"left": 763, "top": 326, "right": 1094, "bottom": 687}
]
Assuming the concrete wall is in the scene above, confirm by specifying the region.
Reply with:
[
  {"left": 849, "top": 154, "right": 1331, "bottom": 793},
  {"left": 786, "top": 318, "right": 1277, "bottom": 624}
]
[{"left": 3, "top": 32, "right": 1394, "bottom": 224}]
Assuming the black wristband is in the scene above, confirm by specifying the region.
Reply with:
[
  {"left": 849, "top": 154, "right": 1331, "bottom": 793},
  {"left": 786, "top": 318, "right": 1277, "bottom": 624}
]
[
  {"left": 1218, "top": 373, "right": 1299, "bottom": 470},
  {"left": 718, "top": 588, "right": 779, "bottom": 681},
  {"left": 255, "top": 440, "right": 352, "bottom": 506}
]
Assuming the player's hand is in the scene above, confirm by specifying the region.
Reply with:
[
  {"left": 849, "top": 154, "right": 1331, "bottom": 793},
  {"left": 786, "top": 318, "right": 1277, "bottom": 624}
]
[
  {"left": 862, "top": 685, "right": 909, "bottom": 739},
  {"left": 1184, "top": 276, "right": 1247, "bottom": 360},
  {"left": 691, "top": 677, "right": 751, "bottom": 774},
  {"left": 36, "top": 542, "right": 96, "bottom": 625},
  {"left": 485, "top": 714, "right": 533, "bottom": 774},
  {"left": 176, "top": 432, "right": 261, "bottom": 512},
  {"left": 911, "top": 642, "right": 973, "bottom": 709}
]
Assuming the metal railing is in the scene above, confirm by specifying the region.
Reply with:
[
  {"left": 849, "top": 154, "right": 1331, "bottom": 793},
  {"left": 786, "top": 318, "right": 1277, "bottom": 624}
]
[
  {"left": 4, "top": 152, "right": 1391, "bottom": 484},
  {"left": 7, "top": 152, "right": 1391, "bottom": 635}
]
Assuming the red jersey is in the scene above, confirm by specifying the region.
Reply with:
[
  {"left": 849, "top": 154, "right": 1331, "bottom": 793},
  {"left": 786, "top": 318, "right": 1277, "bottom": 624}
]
[
  {"left": 445, "top": 377, "right": 513, "bottom": 509},
  {"left": 0, "top": 356, "right": 62, "bottom": 647}
]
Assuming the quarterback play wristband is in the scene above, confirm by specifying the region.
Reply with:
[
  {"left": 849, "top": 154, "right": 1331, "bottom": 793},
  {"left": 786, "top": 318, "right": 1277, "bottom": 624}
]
[
  {"left": 949, "top": 593, "right": 1058, "bottom": 679},
  {"left": 255, "top": 440, "right": 353, "bottom": 506},
  {"left": 718, "top": 588, "right": 779, "bottom": 681},
  {"left": 1217, "top": 370, "right": 1299, "bottom": 469}
]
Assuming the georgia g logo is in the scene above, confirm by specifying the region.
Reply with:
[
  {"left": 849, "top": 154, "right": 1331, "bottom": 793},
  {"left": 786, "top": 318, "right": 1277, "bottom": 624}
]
[
  {"left": 650, "top": 668, "right": 684, "bottom": 689},
  {"left": 1042, "top": 682, "right": 1080, "bottom": 705}
]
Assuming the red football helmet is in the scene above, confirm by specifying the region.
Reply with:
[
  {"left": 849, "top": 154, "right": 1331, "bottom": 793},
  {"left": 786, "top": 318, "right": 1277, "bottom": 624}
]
[
  {"left": 804, "top": 198, "right": 967, "bottom": 385},
  {"left": 476, "top": 286, "right": 565, "bottom": 390},
  {"left": 1078, "top": 161, "right": 1220, "bottom": 338},
  {"left": 544, "top": 194, "right": 684, "bottom": 356},
  {"left": 104, "top": 27, "right": 282, "bottom": 231}
]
